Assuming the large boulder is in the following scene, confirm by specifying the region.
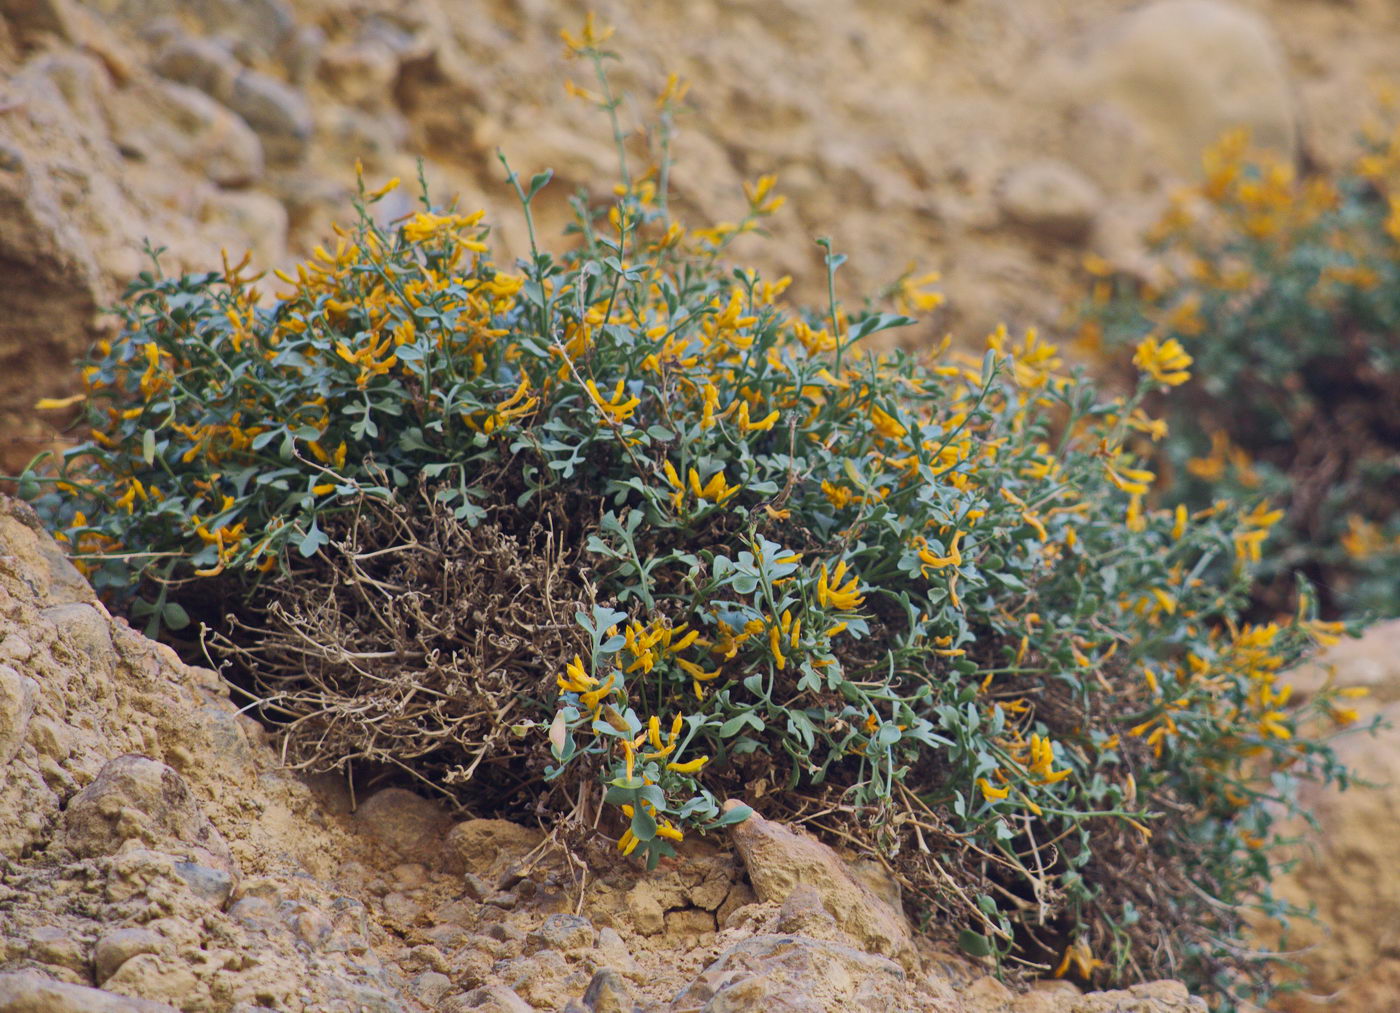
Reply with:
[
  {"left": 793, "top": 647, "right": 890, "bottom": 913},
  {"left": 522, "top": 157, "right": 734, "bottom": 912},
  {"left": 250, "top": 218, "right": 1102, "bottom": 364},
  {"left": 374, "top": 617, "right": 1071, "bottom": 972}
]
[{"left": 1056, "top": 0, "right": 1298, "bottom": 191}]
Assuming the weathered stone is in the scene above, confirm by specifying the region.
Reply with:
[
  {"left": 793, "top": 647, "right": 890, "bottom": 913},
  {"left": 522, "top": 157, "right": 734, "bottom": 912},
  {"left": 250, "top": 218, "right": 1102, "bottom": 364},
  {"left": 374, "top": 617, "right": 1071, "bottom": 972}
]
[
  {"left": 107, "top": 79, "right": 264, "bottom": 187},
  {"left": 41, "top": 602, "right": 114, "bottom": 676},
  {"left": 724, "top": 802, "right": 918, "bottom": 969},
  {"left": 172, "top": 860, "right": 234, "bottom": 907},
  {"left": 526, "top": 913, "right": 595, "bottom": 955},
  {"left": 353, "top": 787, "right": 453, "bottom": 863},
  {"left": 150, "top": 34, "right": 240, "bottom": 97},
  {"left": 56, "top": 754, "right": 235, "bottom": 876},
  {"left": 409, "top": 970, "right": 454, "bottom": 1006},
  {"left": 151, "top": 34, "right": 311, "bottom": 163},
  {"left": 672, "top": 934, "right": 906, "bottom": 1013},
  {"left": 0, "top": 0, "right": 77, "bottom": 47},
  {"left": 222, "top": 70, "right": 312, "bottom": 164},
  {"left": 0, "top": 664, "right": 38, "bottom": 764},
  {"left": 440, "top": 818, "right": 545, "bottom": 879},
  {"left": 999, "top": 159, "right": 1101, "bottom": 243},
  {"left": 444, "top": 984, "right": 534, "bottom": 1012},
  {"left": 26, "top": 927, "right": 87, "bottom": 974},
  {"left": 94, "top": 927, "right": 165, "bottom": 984},
  {"left": 592, "top": 927, "right": 645, "bottom": 982},
  {"left": 581, "top": 967, "right": 634, "bottom": 1013},
  {"left": 1061, "top": 0, "right": 1297, "bottom": 189},
  {"left": 0, "top": 972, "right": 178, "bottom": 1012}
]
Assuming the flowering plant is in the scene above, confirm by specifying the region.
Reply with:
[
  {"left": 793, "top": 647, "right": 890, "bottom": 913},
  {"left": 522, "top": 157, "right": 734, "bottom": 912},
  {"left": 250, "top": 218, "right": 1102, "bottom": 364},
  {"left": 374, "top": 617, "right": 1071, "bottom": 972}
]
[
  {"left": 1078, "top": 127, "right": 1400, "bottom": 620},
  {"left": 19, "top": 25, "right": 1362, "bottom": 1008}
]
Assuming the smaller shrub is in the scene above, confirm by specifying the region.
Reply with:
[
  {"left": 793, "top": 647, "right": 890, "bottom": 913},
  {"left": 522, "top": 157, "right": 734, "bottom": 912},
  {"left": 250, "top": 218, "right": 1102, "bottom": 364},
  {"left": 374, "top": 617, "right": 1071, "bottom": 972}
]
[
  {"left": 1077, "top": 127, "right": 1400, "bottom": 620},
  {"left": 18, "top": 24, "right": 1368, "bottom": 1009}
]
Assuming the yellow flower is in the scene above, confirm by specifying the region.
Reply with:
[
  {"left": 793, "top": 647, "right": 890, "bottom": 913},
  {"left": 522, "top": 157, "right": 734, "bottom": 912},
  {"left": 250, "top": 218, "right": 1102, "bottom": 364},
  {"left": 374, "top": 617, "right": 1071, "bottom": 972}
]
[
  {"left": 978, "top": 777, "right": 1010, "bottom": 802},
  {"left": 1104, "top": 458, "right": 1155, "bottom": 496},
  {"left": 1133, "top": 335, "right": 1193, "bottom": 386},
  {"left": 561, "top": 12, "right": 615, "bottom": 54},
  {"left": 817, "top": 560, "right": 865, "bottom": 611},
  {"left": 687, "top": 467, "right": 741, "bottom": 505},
  {"left": 869, "top": 404, "right": 907, "bottom": 441},
  {"left": 365, "top": 177, "right": 401, "bottom": 201},
  {"left": 585, "top": 378, "right": 641, "bottom": 424},
  {"left": 737, "top": 401, "right": 780, "bottom": 433},
  {"left": 916, "top": 531, "right": 963, "bottom": 572},
  {"left": 35, "top": 393, "right": 85, "bottom": 410},
  {"left": 401, "top": 210, "right": 487, "bottom": 246},
  {"left": 667, "top": 755, "right": 709, "bottom": 774},
  {"left": 1053, "top": 938, "right": 1105, "bottom": 979},
  {"left": 1234, "top": 500, "right": 1284, "bottom": 564}
]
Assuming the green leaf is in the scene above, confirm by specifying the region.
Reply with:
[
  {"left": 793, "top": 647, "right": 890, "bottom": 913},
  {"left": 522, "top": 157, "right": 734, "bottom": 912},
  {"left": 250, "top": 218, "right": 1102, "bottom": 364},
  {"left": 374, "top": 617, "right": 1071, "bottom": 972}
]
[
  {"left": 630, "top": 806, "right": 657, "bottom": 842},
  {"left": 849, "top": 313, "right": 917, "bottom": 342},
  {"left": 711, "top": 804, "right": 752, "bottom": 828},
  {"left": 958, "top": 929, "right": 993, "bottom": 958},
  {"left": 718, "top": 714, "right": 752, "bottom": 737},
  {"left": 162, "top": 601, "right": 190, "bottom": 630},
  {"left": 298, "top": 520, "right": 328, "bottom": 558},
  {"left": 142, "top": 429, "right": 156, "bottom": 465},
  {"left": 527, "top": 169, "right": 554, "bottom": 201}
]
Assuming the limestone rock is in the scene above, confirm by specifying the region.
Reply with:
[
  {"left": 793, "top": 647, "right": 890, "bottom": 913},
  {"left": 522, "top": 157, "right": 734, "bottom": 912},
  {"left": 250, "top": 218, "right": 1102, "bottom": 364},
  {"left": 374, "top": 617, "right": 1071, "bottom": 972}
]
[
  {"left": 353, "top": 787, "right": 454, "bottom": 863},
  {"left": 106, "top": 78, "right": 264, "bottom": 187},
  {"left": 440, "top": 817, "right": 545, "bottom": 879},
  {"left": 151, "top": 34, "right": 311, "bottom": 164},
  {"left": 445, "top": 985, "right": 535, "bottom": 1012},
  {"left": 724, "top": 802, "right": 918, "bottom": 970},
  {"left": 671, "top": 934, "right": 907, "bottom": 1012},
  {"left": 998, "top": 160, "right": 1101, "bottom": 243},
  {"left": 0, "top": 972, "right": 178, "bottom": 1012},
  {"left": 526, "top": 914, "right": 596, "bottom": 955},
  {"left": 56, "top": 754, "right": 236, "bottom": 877},
  {"left": 581, "top": 967, "right": 634, "bottom": 1013},
  {"left": 0, "top": 500, "right": 95, "bottom": 608},
  {"left": 1062, "top": 0, "right": 1297, "bottom": 189},
  {"left": 0, "top": 664, "right": 38, "bottom": 765},
  {"left": 93, "top": 928, "right": 165, "bottom": 985}
]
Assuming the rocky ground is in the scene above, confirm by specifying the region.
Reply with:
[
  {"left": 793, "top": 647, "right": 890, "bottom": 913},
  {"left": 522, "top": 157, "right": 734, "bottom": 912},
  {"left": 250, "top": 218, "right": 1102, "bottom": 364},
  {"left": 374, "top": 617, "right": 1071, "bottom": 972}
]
[{"left": 0, "top": 493, "right": 1218, "bottom": 1011}]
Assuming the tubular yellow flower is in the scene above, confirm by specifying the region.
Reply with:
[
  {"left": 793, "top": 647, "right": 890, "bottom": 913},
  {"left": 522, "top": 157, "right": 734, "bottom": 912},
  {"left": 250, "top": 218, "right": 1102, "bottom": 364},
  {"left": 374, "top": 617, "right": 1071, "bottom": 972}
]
[
  {"left": 737, "top": 401, "right": 781, "bottom": 433},
  {"left": 1104, "top": 460, "right": 1155, "bottom": 496},
  {"left": 655, "top": 821, "right": 684, "bottom": 842},
  {"left": 585, "top": 378, "right": 641, "bottom": 424},
  {"left": 978, "top": 777, "right": 1010, "bottom": 802},
  {"left": 917, "top": 531, "right": 963, "bottom": 571},
  {"left": 365, "top": 177, "right": 401, "bottom": 201},
  {"left": 561, "top": 12, "right": 615, "bottom": 54},
  {"left": 869, "top": 403, "right": 908, "bottom": 440},
  {"left": 817, "top": 561, "right": 865, "bottom": 611},
  {"left": 579, "top": 672, "right": 616, "bottom": 714},
  {"left": 768, "top": 624, "right": 787, "bottom": 670},
  {"left": 1133, "top": 335, "right": 1194, "bottom": 386},
  {"left": 687, "top": 467, "right": 741, "bottom": 505},
  {"left": 557, "top": 654, "right": 596, "bottom": 693},
  {"left": 667, "top": 755, "right": 709, "bottom": 774}
]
